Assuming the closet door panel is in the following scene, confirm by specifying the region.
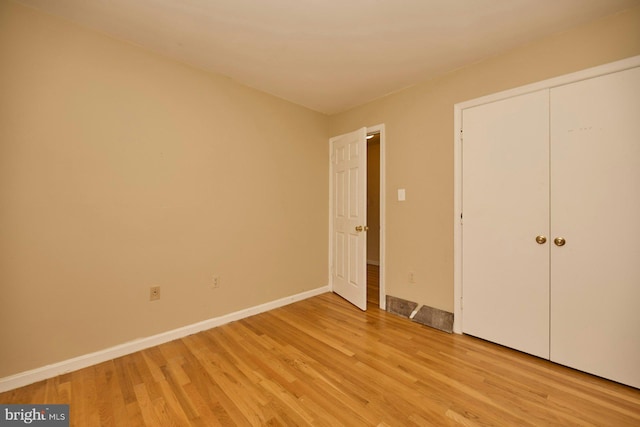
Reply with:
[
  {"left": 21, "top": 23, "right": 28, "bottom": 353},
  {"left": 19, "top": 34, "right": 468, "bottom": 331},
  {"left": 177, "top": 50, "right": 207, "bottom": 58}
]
[
  {"left": 462, "top": 90, "right": 550, "bottom": 359},
  {"left": 550, "top": 67, "right": 640, "bottom": 388}
]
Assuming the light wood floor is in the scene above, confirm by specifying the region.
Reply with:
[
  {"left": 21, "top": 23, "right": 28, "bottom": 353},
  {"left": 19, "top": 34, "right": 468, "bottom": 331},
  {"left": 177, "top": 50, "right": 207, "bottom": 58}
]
[
  {"left": 2, "top": 269, "right": 639, "bottom": 425},
  {"left": 367, "top": 263, "right": 380, "bottom": 308}
]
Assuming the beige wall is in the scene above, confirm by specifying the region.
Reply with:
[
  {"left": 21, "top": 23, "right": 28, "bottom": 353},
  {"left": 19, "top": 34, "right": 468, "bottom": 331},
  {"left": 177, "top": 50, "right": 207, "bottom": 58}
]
[
  {"left": 329, "top": 6, "right": 640, "bottom": 313},
  {"left": 0, "top": 1, "right": 328, "bottom": 378}
]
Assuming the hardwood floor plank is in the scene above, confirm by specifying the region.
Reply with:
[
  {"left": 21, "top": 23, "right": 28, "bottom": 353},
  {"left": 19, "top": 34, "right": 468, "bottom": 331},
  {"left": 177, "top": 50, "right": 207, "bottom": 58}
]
[
  {"left": 1, "top": 268, "right": 639, "bottom": 426},
  {"left": 187, "top": 341, "right": 265, "bottom": 426},
  {"left": 132, "top": 383, "right": 158, "bottom": 426}
]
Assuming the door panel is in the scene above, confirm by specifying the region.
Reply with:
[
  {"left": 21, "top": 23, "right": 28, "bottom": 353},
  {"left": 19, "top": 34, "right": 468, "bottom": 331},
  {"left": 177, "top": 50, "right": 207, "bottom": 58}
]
[
  {"left": 550, "top": 67, "right": 640, "bottom": 388},
  {"left": 331, "top": 128, "right": 367, "bottom": 310},
  {"left": 462, "top": 90, "right": 550, "bottom": 358}
]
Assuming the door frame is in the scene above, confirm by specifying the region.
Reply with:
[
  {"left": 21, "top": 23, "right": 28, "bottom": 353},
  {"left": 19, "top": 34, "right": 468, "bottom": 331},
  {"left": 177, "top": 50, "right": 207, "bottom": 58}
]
[
  {"left": 329, "top": 124, "right": 386, "bottom": 309},
  {"left": 453, "top": 55, "right": 640, "bottom": 334}
]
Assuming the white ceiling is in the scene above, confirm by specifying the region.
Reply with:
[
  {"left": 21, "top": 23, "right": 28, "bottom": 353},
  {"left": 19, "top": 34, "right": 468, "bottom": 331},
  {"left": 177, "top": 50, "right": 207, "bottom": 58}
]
[{"left": 15, "top": 0, "right": 640, "bottom": 114}]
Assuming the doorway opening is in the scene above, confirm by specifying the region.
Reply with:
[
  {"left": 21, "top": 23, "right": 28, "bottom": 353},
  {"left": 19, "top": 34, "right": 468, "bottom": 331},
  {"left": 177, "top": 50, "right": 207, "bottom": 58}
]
[
  {"left": 328, "top": 124, "right": 385, "bottom": 311},
  {"left": 366, "top": 132, "right": 381, "bottom": 308}
]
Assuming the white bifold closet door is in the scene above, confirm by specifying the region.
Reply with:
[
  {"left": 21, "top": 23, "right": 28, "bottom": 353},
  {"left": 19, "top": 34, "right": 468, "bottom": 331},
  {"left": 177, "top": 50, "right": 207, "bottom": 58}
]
[
  {"left": 462, "top": 66, "right": 640, "bottom": 388},
  {"left": 550, "top": 67, "right": 640, "bottom": 388},
  {"left": 461, "top": 90, "right": 550, "bottom": 359}
]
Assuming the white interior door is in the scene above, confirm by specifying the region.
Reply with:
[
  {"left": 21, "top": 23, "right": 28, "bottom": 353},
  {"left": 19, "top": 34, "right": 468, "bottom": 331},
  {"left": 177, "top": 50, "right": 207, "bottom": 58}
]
[
  {"left": 462, "top": 90, "right": 550, "bottom": 358},
  {"left": 330, "top": 128, "right": 367, "bottom": 310},
  {"left": 550, "top": 66, "right": 640, "bottom": 388}
]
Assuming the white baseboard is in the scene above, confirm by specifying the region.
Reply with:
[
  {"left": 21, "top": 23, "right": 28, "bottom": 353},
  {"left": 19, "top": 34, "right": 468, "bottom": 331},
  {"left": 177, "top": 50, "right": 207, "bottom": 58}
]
[
  {"left": 367, "top": 260, "right": 380, "bottom": 266},
  {"left": 0, "top": 285, "right": 330, "bottom": 393}
]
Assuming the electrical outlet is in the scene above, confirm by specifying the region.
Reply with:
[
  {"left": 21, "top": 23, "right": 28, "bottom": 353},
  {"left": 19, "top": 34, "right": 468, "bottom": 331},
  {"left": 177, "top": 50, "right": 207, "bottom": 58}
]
[
  {"left": 212, "top": 276, "right": 220, "bottom": 289},
  {"left": 150, "top": 286, "right": 160, "bottom": 301},
  {"left": 408, "top": 272, "right": 415, "bottom": 284}
]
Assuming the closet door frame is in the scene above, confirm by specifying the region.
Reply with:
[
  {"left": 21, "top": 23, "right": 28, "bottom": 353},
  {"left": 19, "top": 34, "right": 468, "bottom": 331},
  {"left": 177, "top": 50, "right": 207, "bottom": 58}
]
[{"left": 453, "top": 55, "right": 640, "bottom": 334}]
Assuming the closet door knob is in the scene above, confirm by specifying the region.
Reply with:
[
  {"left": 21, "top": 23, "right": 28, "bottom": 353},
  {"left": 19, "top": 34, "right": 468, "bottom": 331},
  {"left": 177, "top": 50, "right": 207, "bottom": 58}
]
[
  {"left": 554, "top": 237, "right": 566, "bottom": 247},
  {"left": 535, "top": 236, "right": 547, "bottom": 244}
]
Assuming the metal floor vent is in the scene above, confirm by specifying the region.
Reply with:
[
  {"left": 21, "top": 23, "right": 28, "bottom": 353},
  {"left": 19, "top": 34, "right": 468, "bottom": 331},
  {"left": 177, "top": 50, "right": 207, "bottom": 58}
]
[{"left": 385, "top": 295, "right": 454, "bottom": 333}]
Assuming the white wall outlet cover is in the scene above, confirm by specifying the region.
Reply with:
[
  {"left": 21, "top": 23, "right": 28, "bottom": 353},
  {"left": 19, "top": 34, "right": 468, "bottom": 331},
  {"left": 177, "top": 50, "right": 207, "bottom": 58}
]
[{"left": 398, "top": 188, "right": 406, "bottom": 201}]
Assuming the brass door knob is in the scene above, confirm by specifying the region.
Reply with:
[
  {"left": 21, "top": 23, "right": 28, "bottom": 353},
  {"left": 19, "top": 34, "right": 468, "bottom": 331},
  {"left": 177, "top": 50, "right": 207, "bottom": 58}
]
[
  {"left": 355, "top": 225, "right": 363, "bottom": 232},
  {"left": 554, "top": 237, "right": 566, "bottom": 247},
  {"left": 535, "top": 235, "right": 547, "bottom": 244}
]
